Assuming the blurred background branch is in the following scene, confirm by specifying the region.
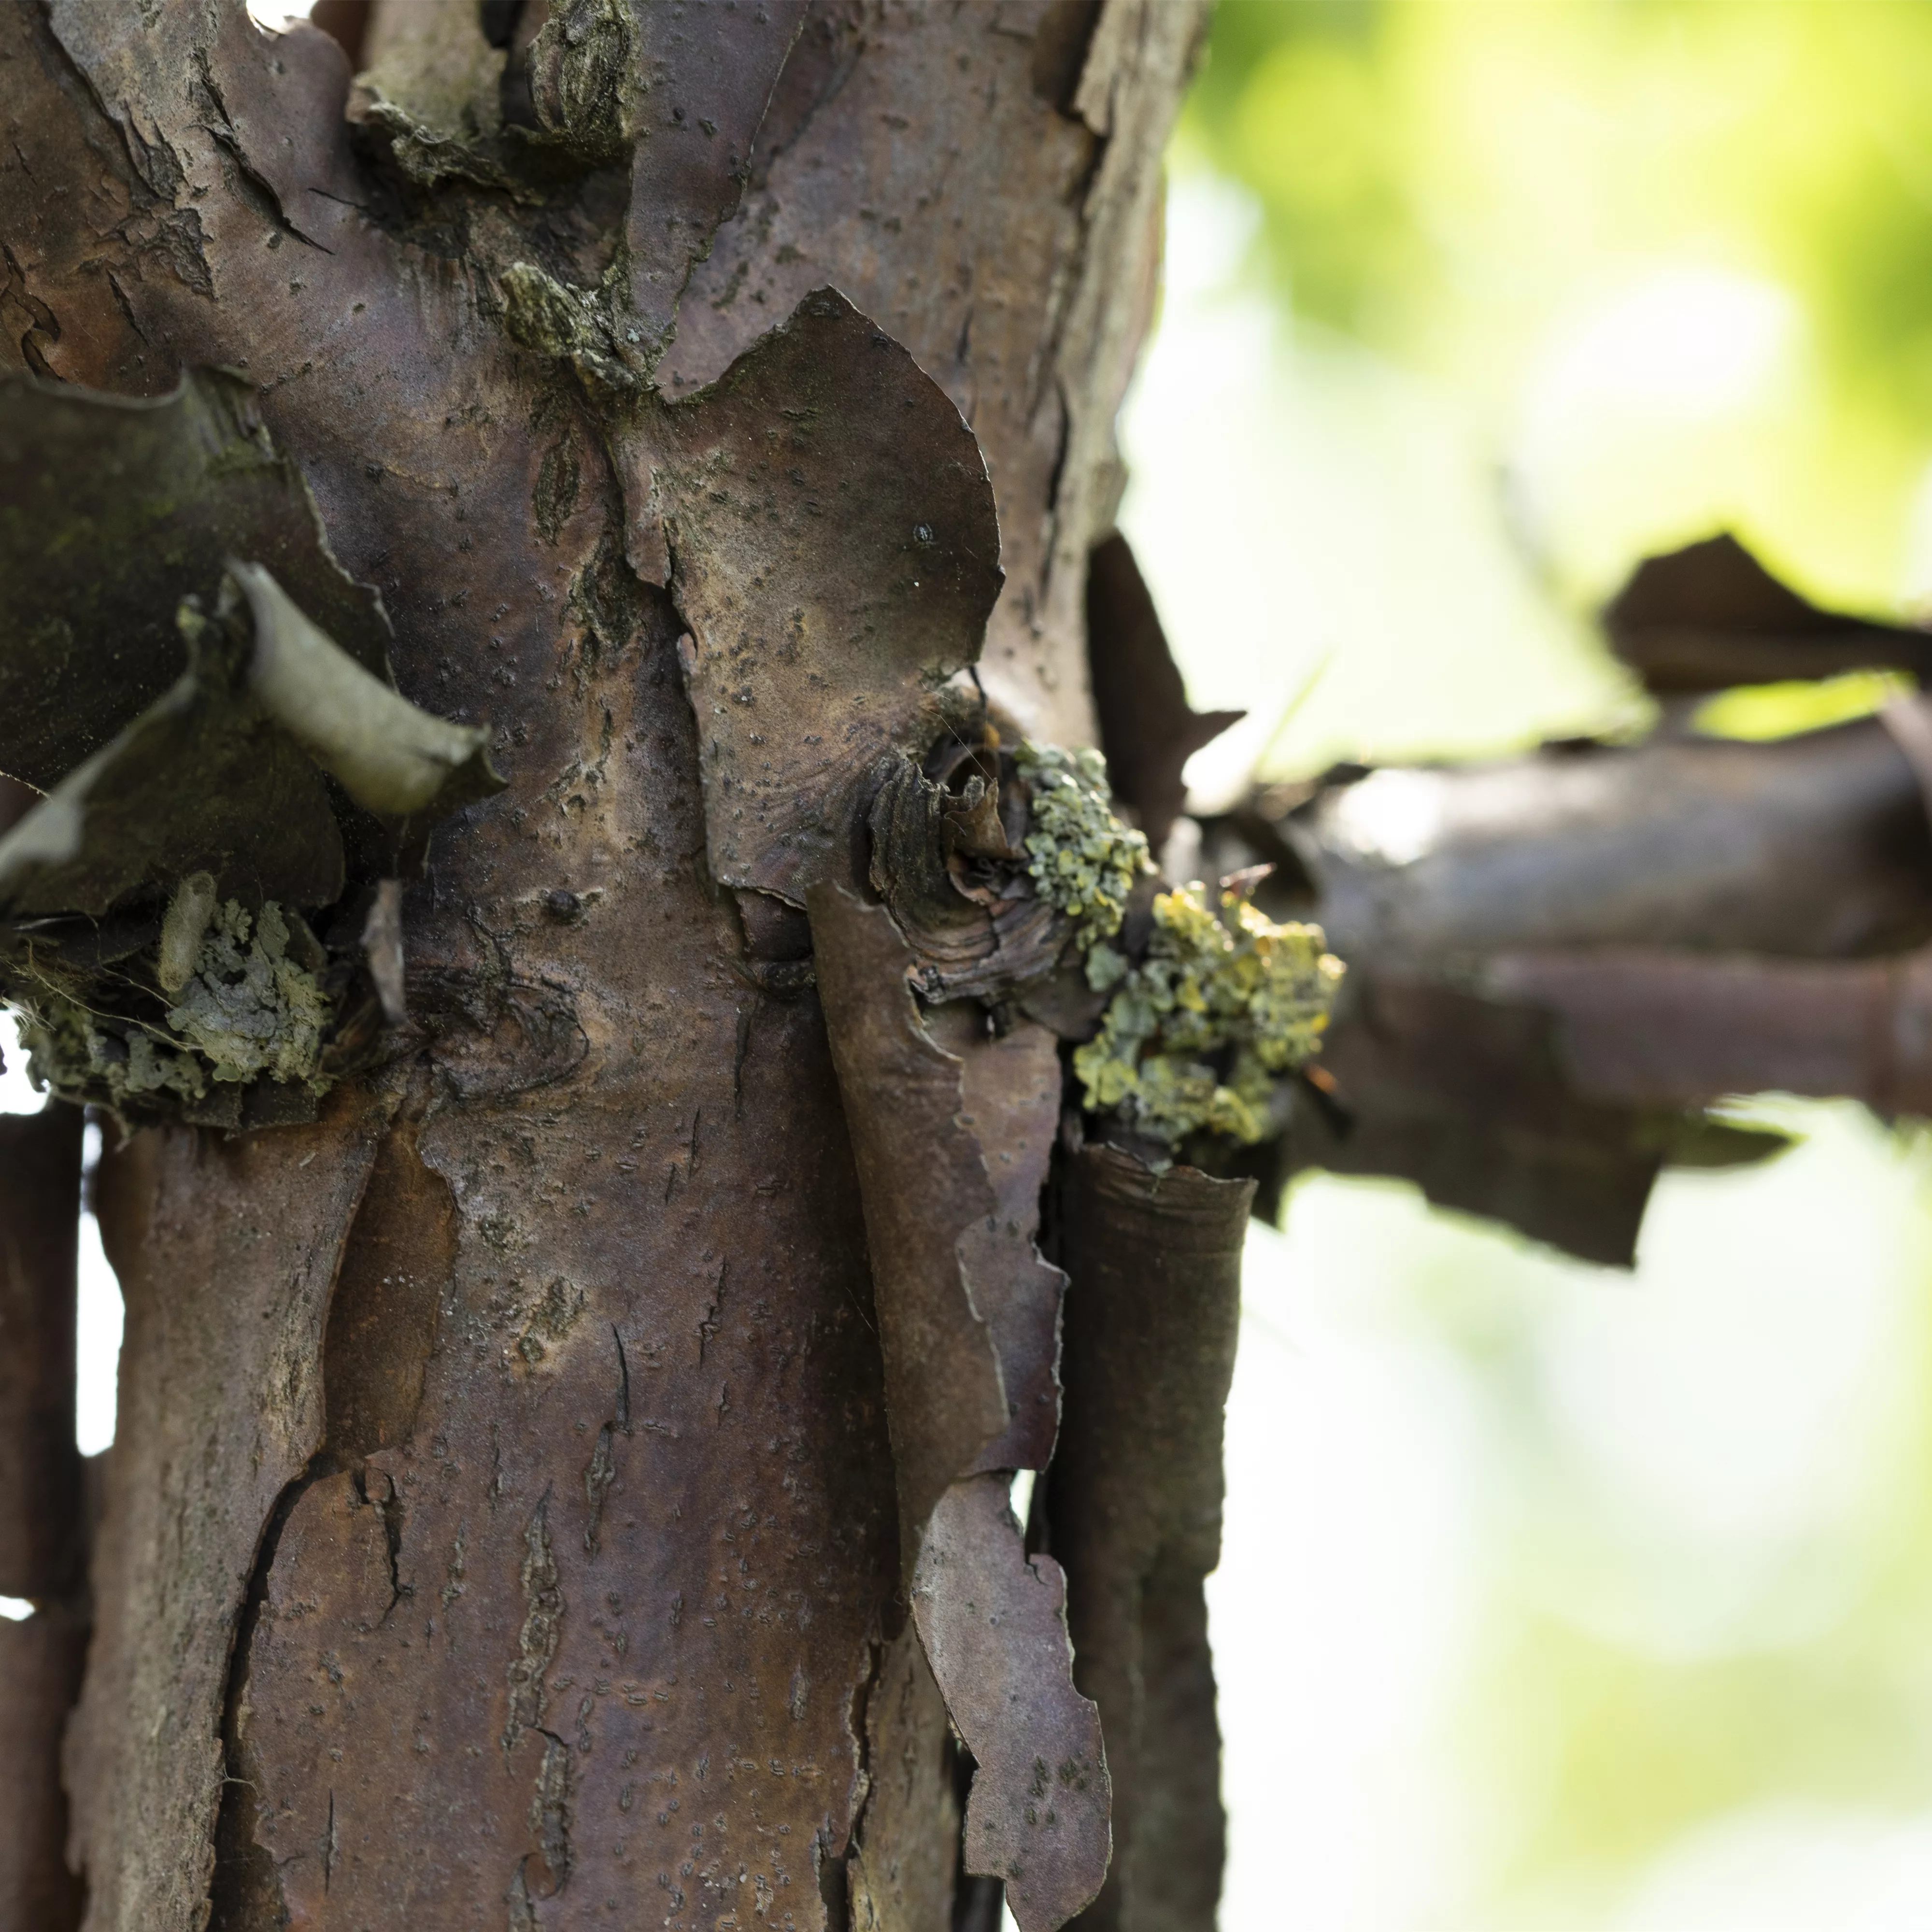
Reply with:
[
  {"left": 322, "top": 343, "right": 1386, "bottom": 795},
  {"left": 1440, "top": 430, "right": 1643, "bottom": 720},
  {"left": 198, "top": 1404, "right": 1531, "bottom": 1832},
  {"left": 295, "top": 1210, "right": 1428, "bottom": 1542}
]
[{"left": 1108, "top": 4, "right": 1932, "bottom": 1927}]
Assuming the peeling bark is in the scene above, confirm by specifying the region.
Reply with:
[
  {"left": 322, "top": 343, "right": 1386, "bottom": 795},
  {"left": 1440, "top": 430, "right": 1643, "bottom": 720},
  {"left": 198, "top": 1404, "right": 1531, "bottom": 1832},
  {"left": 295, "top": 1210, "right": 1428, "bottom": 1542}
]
[
  {"left": 1085, "top": 533, "right": 1240, "bottom": 856},
  {"left": 1275, "top": 975, "right": 1781, "bottom": 1269},
  {"left": 913, "top": 1475, "right": 1108, "bottom": 1932},
  {"left": 1605, "top": 532, "right": 1932, "bottom": 694},
  {"left": 810, "top": 884, "right": 1108, "bottom": 1927},
  {"left": 807, "top": 884, "right": 1009, "bottom": 1548},
  {"left": 0, "top": 0, "right": 1209, "bottom": 1925},
  {"left": 637, "top": 286, "right": 1003, "bottom": 904},
  {"left": 1198, "top": 537, "right": 1932, "bottom": 1263},
  {"left": 664, "top": 0, "right": 1208, "bottom": 746},
  {"left": 1489, "top": 946, "right": 1932, "bottom": 1116}
]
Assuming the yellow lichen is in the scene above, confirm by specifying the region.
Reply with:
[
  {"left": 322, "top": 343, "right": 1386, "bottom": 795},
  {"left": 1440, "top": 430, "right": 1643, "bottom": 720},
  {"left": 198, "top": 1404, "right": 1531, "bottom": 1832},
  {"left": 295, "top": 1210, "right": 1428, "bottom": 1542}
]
[
  {"left": 1074, "top": 879, "right": 1343, "bottom": 1145},
  {"left": 1015, "top": 741, "right": 1151, "bottom": 949}
]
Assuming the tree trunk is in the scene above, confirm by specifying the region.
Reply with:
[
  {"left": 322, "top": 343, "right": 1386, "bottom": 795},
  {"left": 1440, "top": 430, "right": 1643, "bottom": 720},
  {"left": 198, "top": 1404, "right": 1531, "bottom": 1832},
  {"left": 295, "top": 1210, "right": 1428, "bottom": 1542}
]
[{"left": 0, "top": 4, "right": 1210, "bottom": 1929}]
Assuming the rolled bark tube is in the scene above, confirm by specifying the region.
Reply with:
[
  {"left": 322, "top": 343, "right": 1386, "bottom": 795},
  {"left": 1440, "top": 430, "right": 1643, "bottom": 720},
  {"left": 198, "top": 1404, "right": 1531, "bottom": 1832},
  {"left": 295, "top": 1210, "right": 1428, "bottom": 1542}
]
[{"left": 1048, "top": 1144, "right": 1253, "bottom": 1932}]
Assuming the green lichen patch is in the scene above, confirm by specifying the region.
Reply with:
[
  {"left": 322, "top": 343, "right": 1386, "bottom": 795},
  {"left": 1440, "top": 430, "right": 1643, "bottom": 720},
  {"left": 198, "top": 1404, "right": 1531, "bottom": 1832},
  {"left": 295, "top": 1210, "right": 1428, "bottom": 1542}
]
[
  {"left": 500, "top": 263, "right": 640, "bottom": 397},
  {"left": 18, "top": 896, "right": 334, "bottom": 1114},
  {"left": 1014, "top": 742, "right": 1151, "bottom": 950},
  {"left": 166, "top": 900, "right": 333, "bottom": 1090},
  {"left": 1073, "top": 880, "right": 1343, "bottom": 1146},
  {"left": 522, "top": 0, "right": 637, "bottom": 162},
  {"left": 20, "top": 996, "right": 209, "bottom": 1109}
]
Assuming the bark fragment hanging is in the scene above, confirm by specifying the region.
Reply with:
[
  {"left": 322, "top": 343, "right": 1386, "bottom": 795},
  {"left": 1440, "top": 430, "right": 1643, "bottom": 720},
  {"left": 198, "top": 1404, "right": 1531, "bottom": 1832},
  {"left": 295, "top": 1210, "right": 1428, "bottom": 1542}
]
[
  {"left": 1604, "top": 531, "right": 1932, "bottom": 694},
  {"left": 809, "top": 884, "right": 1108, "bottom": 1930},
  {"left": 804, "top": 885, "right": 1105, "bottom": 1924},
  {"left": 912, "top": 1476, "right": 1110, "bottom": 1932},
  {"left": 1085, "top": 531, "right": 1242, "bottom": 856},
  {"left": 1279, "top": 973, "right": 1785, "bottom": 1269}
]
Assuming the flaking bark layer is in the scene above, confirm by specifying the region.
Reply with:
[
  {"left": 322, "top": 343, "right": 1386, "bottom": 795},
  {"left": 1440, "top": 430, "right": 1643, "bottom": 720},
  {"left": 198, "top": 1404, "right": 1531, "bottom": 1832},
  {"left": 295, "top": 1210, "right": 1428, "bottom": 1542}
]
[{"left": 0, "top": 1, "right": 1208, "bottom": 1924}]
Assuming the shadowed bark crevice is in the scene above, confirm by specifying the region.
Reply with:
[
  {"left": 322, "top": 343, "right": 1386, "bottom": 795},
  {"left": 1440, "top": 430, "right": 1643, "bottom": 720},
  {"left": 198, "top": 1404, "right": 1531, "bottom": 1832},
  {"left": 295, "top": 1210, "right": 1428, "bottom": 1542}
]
[
  {"left": 0, "top": 1102, "right": 86, "bottom": 1932},
  {"left": 320, "top": 1081, "right": 457, "bottom": 1461},
  {"left": 207, "top": 1449, "right": 341, "bottom": 1932}
]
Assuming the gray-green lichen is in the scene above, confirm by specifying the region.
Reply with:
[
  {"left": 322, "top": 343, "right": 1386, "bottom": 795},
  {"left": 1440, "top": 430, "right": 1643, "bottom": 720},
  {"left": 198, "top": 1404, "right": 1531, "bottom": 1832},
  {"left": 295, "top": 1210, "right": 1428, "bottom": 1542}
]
[
  {"left": 1015, "top": 742, "right": 1151, "bottom": 949},
  {"left": 20, "top": 997, "right": 210, "bottom": 1109},
  {"left": 166, "top": 900, "right": 332, "bottom": 1089},
  {"left": 523, "top": 0, "right": 636, "bottom": 161},
  {"left": 1075, "top": 879, "right": 1344, "bottom": 1145},
  {"left": 500, "top": 263, "right": 640, "bottom": 396},
  {"left": 20, "top": 896, "right": 334, "bottom": 1111}
]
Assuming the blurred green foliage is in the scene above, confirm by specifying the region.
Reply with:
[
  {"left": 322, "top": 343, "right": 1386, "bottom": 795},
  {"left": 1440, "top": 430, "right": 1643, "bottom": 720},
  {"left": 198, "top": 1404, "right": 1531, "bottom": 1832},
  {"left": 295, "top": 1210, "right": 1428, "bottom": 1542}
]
[
  {"left": 1694, "top": 668, "right": 1912, "bottom": 741},
  {"left": 1179, "top": 7, "right": 1932, "bottom": 1923},
  {"left": 1186, "top": 0, "right": 1932, "bottom": 609}
]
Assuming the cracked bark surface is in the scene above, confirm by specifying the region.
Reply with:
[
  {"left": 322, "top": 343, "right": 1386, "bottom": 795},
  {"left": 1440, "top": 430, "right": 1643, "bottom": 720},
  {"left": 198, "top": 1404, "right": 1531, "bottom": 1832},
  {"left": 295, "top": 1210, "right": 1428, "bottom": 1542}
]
[
  {"left": 846, "top": 1621, "right": 958, "bottom": 1932},
  {"left": 71, "top": 1105, "right": 384, "bottom": 1932},
  {"left": 0, "top": 1, "right": 1208, "bottom": 1926}
]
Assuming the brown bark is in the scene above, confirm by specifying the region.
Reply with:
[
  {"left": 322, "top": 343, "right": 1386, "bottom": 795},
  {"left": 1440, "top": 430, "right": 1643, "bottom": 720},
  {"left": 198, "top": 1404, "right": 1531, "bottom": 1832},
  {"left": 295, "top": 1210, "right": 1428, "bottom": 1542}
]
[
  {"left": 0, "top": 1103, "right": 85, "bottom": 1932},
  {"left": 0, "top": 1608, "right": 87, "bottom": 1931},
  {"left": 1489, "top": 947, "right": 1932, "bottom": 1116},
  {"left": 1048, "top": 1145, "right": 1250, "bottom": 1932},
  {"left": 1290, "top": 720, "right": 1932, "bottom": 971},
  {"left": 71, "top": 1106, "right": 384, "bottom": 1931},
  {"left": 0, "top": 1107, "right": 83, "bottom": 1600},
  {"left": 1604, "top": 532, "right": 1932, "bottom": 694},
  {"left": 1084, "top": 533, "right": 1241, "bottom": 857},
  {"left": 0, "top": 4, "right": 1208, "bottom": 1928},
  {"left": 1194, "top": 537, "right": 1932, "bottom": 1266}
]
